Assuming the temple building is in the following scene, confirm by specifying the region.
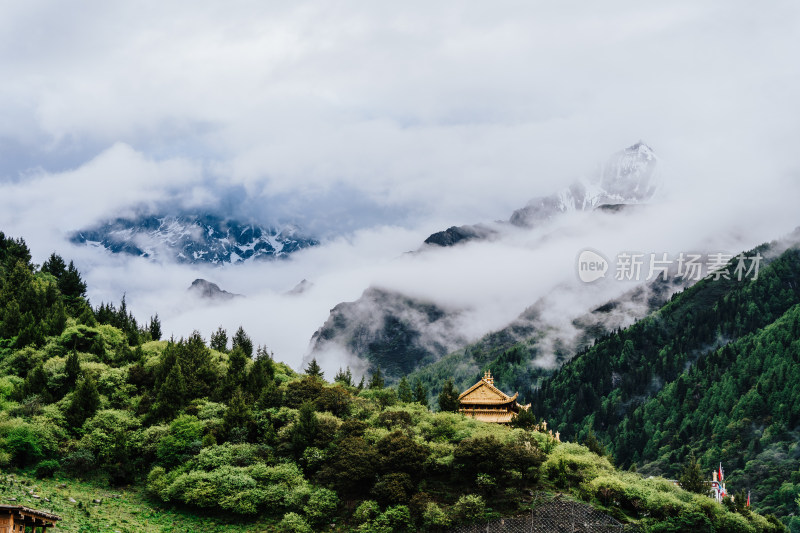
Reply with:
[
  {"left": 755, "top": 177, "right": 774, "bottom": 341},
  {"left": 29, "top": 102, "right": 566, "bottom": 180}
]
[
  {"left": 0, "top": 505, "right": 60, "bottom": 532},
  {"left": 458, "top": 371, "right": 531, "bottom": 424}
]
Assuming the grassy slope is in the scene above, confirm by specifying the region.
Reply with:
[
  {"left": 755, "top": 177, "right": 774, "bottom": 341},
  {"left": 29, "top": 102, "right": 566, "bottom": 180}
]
[{"left": 0, "top": 473, "right": 278, "bottom": 532}]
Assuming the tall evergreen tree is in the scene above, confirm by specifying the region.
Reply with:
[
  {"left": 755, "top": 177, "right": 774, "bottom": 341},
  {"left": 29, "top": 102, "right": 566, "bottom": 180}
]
[
  {"left": 67, "top": 374, "right": 100, "bottom": 429},
  {"left": 334, "top": 367, "right": 353, "bottom": 387},
  {"left": 154, "top": 362, "right": 188, "bottom": 420},
  {"left": 397, "top": 377, "right": 414, "bottom": 403},
  {"left": 223, "top": 388, "right": 254, "bottom": 442},
  {"left": 679, "top": 452, "right": 707, "bottom": 495},
  {"left": 437, "top": 379, "right": 460, "bottom": 412},
  {"left": 58, "top": 260, "right": 87, "bottom": 300},
  {"left": 510, "top": 407, "right": 537, "bottom": 429},
  {"left": 305, "top": 358, "right": 324, "bottom": 379},
  {"left": 231, "top": 326, "right": 253, "bottom": 357},
  {"left": 210, "top": 326, "right": 228, "bottom": 352},
  {"left": 369, "top": 367, "right": 385, "bottom": 390},
  {"left": 65, "top": 351, "right": 81, "bottom": 387},
  {"left": 413, "top": 379, "right": 428, "bottom": 407},
  {"left": 223, "top": 346, "right": 250, "bottom": 399},
  {"left": 41, "top": 252, "right": 66, "bottom": 279},
  {"left": 291, "top": 401, "right": 319, "bottom": 458},
  {"left": 149, "top": 314, "right": 162, "bottom": 341}
]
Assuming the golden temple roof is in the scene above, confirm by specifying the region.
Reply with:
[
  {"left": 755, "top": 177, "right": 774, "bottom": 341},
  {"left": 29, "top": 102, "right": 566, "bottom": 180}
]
[{"left": 458, "top": 371, "right": 518, "bottom": 405}]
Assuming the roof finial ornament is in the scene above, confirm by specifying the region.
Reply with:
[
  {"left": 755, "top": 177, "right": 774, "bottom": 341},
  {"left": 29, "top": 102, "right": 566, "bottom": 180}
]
[{"left": 483, "top": 370, "right": 494, "bottom": 385}]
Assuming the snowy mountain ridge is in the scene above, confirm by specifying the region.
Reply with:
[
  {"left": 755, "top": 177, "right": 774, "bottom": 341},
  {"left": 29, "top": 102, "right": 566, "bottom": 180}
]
[{"left": 71, "top": 214, "right": 318, "bottom": 265}]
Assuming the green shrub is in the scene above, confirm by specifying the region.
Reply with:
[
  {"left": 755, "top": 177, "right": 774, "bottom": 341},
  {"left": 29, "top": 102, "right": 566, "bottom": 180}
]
[
  {"left": 422, "top": 502, "right": 451, "bottom": 528},
  {"left": 279, "top": 512, "right": 312, "bottom": 533},
  {"left": 450, "top": 494, "right": 486, "bottom": 524},
  {"left": 34, "top": 459, "right": 60, "bottom": 478},
  {"left": 360, "top": 505, "right": 413, "bottom": 533},
  {"left": 372, "top": 472, "right": 414, "bottom": 505},
  {"left": 353, "top": 500, "right": 380, "bottom": 524},
  {"left": 304, "top": 487, "right": 339, "bottom": 525}
]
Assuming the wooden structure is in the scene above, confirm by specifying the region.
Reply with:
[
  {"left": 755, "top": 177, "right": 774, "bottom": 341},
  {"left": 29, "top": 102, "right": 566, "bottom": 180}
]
[
  {"left": 0, "top": 505, "right": 60, "bottom": 532},
  {"left": 458, "top": 371, "right": 531, "bottom": 423}
]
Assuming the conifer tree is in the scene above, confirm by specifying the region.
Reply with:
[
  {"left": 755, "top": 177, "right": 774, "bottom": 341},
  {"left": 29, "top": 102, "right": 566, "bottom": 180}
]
[
  {"left": 67, "top": 373, "right": 100, "bottom": 429},
  {"left": 369, "top": 367, "right": 385, "bottom": 390},
  {"left": 397, "top": 377, "right": 414, "bottom": 403},
  {"left": 223, "top": 388, "right": 253, "bottom": 442},
  {"left": 41, "top": 253, "right": 66, "bottom": 279},
  {"left": 231, "top": 326, "right": 253, "bottom": 357},
  {"left": 22, "top": 363, "right": 48, "bottom": 400},
  {"left": 291, "top": 401, "right": 319, "bottom": 458},
  {"left": 510, "top": 407, "right": 537, "bottom": 429},
  {"left": 246, "top": 355, "right": 274, "bottom": 399},
  {"left": 154, "top": 362, "right": 188, "bottom": 420},
  {"left": 210, "top": 326, "right": 228, "bottom": 352},
  {"left": 334, "top": 367, "right": 353, "bottom": 387},
  {"left": 437, "top": 379, "right": 460, "bottom": 412},
  {"left": 679, "top": 452, "right": 707, "bottom": 495},
  {"left": 149, "top": 314, "right": 162, "bottom": 341},
  {"left": 305, "top": 358, "right": 324, "bottom": 379},
  {"left": 223, "top": 346, "right": 249, "bottom": 399},
  {"left": 58, "top": 260, "right": 87, "bottom": 300},
  {"left": 65, "top": 351, "right": 80, "bottom": 387},
  {"left": 413, "top": 379, "right": 428, "bottom": 407}
]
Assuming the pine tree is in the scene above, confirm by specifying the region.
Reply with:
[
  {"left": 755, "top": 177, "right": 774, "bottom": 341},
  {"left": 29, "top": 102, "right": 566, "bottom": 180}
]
[
  {"left": 223, "top": 388, "right": 253, "bottom": 442},
  {"left": 67, "top": 374, "right": 100, "bottom": 429},
  {"left": 368, "top": 367, "right": 384, "bottom": 390},
  {"left": 65, "top": 351, "right": 81, "bottom": 387},
  {"left": 397, "top": 377, "right": 414, "bottom": 403},
  {"left": 437, "top": 379, "right": 460, "bottom": 412},
  {"left": 583, "top": 430, "right": 607, "bottom": 457},
  {"left": 291, "top": 401, "right": 319, "bottom": 458},
  {"left": 154, "top": 362, "right": 188, "bottom": 420},
  {"left": 413, "top": 379, "right": 428, "bottom": 407},
  {"left": 210, "top": 326, "right": 228, "bottom": 352},
  {"left": 334, "top": 367, "right": 353, "bottom": 387},
  {"left": 58, "top": 260, "right": 87, "bottom": 300},
  {"left": 223, "top": 346, "right": 249, "bottom": 399},
  {"left": 510, "top": 407, "right": 537, "bottom": 429},
  {"left": 22, "top": 363, "right": 48, "bottom": 400},
  {"left": 41, "top": 253, "right": 66, "bottom": 279},
  {"left": 149, "top": 314, "right": 162, "bottom": 341},
  {"left": 231, "top": 326, "right": 253, "bottom": 357},
  {"left": 305, "top": 358, "right": 324, "bottom": 379},
  {"left": 679, "top": 452, "right": 707, "bottom": 495}
]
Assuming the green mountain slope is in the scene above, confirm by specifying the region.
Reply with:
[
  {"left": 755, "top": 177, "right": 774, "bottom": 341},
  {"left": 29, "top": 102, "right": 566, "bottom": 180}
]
[
  {"left": 532, "top": 235, "right": 800, "bottom": 529},
  {"left": 0, "top": 230, "right": 784, "bottom": 531}
]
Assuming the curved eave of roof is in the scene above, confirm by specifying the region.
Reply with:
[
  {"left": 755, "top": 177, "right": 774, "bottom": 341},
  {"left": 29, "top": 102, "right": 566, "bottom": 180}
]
[
  {"left": 458, "top": 379, "right": 517, "bottom": 402},
  {"left": 460, "top": 392, "right": 519, "bottom": 405}
]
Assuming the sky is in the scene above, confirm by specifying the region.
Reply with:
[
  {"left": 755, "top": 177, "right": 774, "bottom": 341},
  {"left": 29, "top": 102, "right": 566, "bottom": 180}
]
[{"left": 1, "top": 1, "right": 799, "bottom": 372}]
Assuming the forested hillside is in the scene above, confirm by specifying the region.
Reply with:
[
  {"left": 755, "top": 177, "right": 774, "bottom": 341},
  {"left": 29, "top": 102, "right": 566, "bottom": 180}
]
[
  {"left": 0, "top": 230, "right": 785, "bottom": 531},
  {"left": 533, "top": 235, "right": 800, "bottom": 530}
]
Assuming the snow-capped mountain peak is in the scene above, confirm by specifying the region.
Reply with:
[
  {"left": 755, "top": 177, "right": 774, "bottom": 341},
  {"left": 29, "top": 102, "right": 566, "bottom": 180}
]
[{"left": 71, "top": 214, "right": 318, "bottom": 265}]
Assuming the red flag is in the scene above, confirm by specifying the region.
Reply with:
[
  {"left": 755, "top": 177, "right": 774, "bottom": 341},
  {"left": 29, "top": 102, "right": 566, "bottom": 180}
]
[
  {"left": 747, "top": 490, "right": 751, "bottom": 507},
  {"left": 719, "top": 463, "right": 724, "bottom": 482}
]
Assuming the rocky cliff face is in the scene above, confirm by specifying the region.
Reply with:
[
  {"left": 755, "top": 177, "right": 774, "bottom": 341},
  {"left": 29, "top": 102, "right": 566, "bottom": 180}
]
[
  {"left": 188, "top": 279, "right": 240, "bottom": 300},
  {"left": 305, "top": 287, "right": 468, "bottom": 380}
]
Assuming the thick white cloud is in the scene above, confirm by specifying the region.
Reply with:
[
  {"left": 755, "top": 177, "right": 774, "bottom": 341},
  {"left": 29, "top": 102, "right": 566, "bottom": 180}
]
[{"left": 1, "top": 1, "right": 799, "bottom": 370}]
